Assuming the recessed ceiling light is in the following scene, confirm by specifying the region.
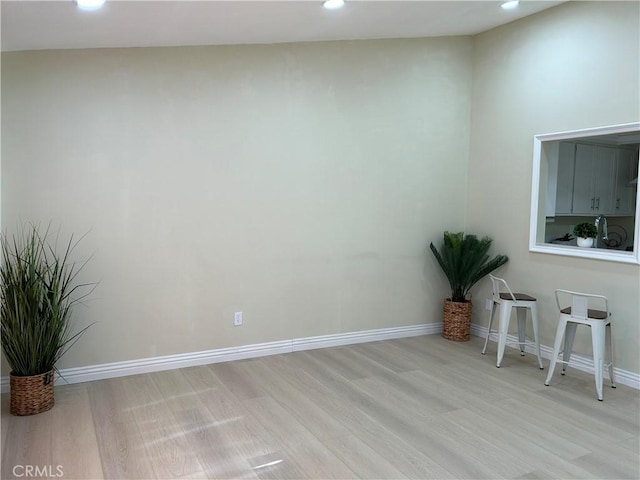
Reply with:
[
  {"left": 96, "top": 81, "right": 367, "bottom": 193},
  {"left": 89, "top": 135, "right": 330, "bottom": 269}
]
[
  {"left": 75, "top": 0, "right": 106, "bottom": 11},
  {"left": 501, "top": 0, "right": 519, "bottom": 10},
  {"left": 323, "top": 0, "right": 345, "bottom": 10}
]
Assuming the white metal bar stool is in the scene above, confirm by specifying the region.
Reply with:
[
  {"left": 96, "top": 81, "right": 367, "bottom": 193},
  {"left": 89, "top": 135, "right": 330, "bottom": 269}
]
[
  {"left": 482, "top": 274, "right": 544, "bottom": 369},
  {"left": 544, "top": 289, "right": 615, "bottom": 401}
]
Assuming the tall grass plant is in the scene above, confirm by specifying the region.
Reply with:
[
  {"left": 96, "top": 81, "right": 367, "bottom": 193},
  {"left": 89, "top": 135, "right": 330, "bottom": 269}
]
[{"left": 1, "top": 223, "right": 94, "bottom": 376}]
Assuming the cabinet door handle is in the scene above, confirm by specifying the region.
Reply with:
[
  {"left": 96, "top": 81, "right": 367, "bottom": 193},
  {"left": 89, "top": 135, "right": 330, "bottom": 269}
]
[
  {"left": 591, "top": 198, "right": 595, "bottom": 209},
  {"left": 616, "top": 198, "right": 620, "bottom": 209},
  {"left": 596, "top": 197, "right": 600, "bottom": 210}
]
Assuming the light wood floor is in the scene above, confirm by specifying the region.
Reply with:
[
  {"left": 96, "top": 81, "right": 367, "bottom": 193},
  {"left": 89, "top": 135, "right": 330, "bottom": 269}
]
[{"left": 2, "top": 335, "right": 639, "bottom": 479}]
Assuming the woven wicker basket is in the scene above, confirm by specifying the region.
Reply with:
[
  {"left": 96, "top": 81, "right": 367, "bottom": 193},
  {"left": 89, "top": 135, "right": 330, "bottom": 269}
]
[
  {"left": 442, "top": 299, "right": 472, "bottom": 342},
  {"left": 10, "top": 370, "right": 55, "bottom": 416}
]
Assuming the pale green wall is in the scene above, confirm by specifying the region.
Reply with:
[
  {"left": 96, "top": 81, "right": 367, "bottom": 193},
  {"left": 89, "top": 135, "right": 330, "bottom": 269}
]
[
  {"left": 468, "top": 1, "right": 640, "bottom": 373},
  {"left": 1, "top": 38, "right": 472, "bottom": 372}
]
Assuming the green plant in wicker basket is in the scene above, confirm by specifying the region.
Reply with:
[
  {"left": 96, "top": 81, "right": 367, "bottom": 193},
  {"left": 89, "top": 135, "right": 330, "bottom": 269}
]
[
  {"left": 573, "top": 222, "right": 597, "bottom": 239},
  {"left": 1, "top": 223, "right": 95, "bottom": 377},
  {"left": 430, "top": 231, "right": 509, "bottom": 303}
]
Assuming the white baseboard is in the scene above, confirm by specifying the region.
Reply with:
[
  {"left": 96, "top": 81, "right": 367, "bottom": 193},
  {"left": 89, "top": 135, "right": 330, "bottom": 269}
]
[
  {"left": 3, "top": 321, "right": 637, "bottom": 393},
  {"left": 292, "top": 322, "right": 442, "bottom": 351},
  {"left": 470, "top": 324, "right": 640, "bottom": 390},
  {"left": 1, "top": 323, "right": 438, "bottom": 393}
]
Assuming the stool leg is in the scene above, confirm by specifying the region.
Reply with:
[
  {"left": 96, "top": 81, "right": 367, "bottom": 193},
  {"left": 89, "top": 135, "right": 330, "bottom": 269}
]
[
  {"left": 562, "top": 322, "right": 577, "bottom": 375},
  {"left": 592, "top": 322, "right": 606, "bottom": 401},
  {"left": 516, "top": 307, "right": 526, "bottom": 356},
  {"left": 606, "top": 323, "right": 616, "bottom": 388},
  {"left": 530, "top": 302, "right": 544, "bottom": 370},
  {"left": 482, "top": 302, "right": 497, "bottom": 355},
  {"left": 496, "top": 303, "right": 511, "bottom": 368},
  {"left": 545, "top": 317, "right": 567, "bottom": 386}
]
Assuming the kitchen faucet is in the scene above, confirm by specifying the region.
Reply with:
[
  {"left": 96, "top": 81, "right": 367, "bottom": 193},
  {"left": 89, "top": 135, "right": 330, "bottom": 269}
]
[{"left": 595, "top": 214, "right": 608, "bottom": 248}]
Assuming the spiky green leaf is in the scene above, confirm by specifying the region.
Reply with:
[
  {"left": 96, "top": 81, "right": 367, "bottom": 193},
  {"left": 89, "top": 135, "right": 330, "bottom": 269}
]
[{"left": 430, "top": 231, "right": 508, "bottom": 302}]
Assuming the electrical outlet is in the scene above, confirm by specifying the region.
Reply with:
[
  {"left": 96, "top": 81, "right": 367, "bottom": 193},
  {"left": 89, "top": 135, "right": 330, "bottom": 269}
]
[
  {"left": 234, "top": 311, "right": 243, "bottom": 326},
  {"left": 485, "top": 299, "right": 493, "bottom": 311}
]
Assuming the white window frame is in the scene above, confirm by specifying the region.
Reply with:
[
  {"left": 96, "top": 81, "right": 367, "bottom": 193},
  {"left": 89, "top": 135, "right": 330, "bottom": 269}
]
[{"left": 529, "top": 122, "right": 640, "bottom": 265}]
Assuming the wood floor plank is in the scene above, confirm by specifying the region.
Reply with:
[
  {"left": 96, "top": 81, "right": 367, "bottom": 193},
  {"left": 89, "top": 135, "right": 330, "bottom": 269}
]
[
  {"left": 1, "top": 408, "right": 54, "bottom": 479},
  {"left": 307, "top": 346, "right": 395, "bottom": 381},
  {"left": 462, "top": 394, "right": 591, "bottom": 461},
  {"left": 288, "top": 350, "right": 504, "bottom": 478},
  {"left": 350, "top": 341, "right": 422, "bottom": 373},
  {"left": 441, "top": 405, "right": 589, "bottom": 476},
  {"left": 208, "top": 360, "right": 267, "bottom": 400},
  {"left": 499, "top": 393, "right": 636, "bottom": 446},
  {"left": 241, "top": 395, "right": 318, "bottom": 443},
  {"left": 50, "top": 384, "right": 104, "bottom": 479},
  {"left": 247, "top": 451, "right": 304, "bottom": 480},
  {"left": 264, "top": 354, "right": 457, "bottom": 479},
  {"left": 179, "top": 363, "right": 268, "bottom": 478},
  {"left": 392, "top": 335, "right": 473, "bottom": 365},
  {"left": 149, "top": 369, "right": 207, "bottom": 412},
  {"left": 1, "top": 395, "right": 9, "bottom": 451},
  {"left": 536, "top": 382, "right": 640, "bottom": 434},
  {"left": 88, "top": 377, "right": 162, "bottom": 479},
  {"left": 233, "top": 357, "right": 353, "bottom": 440},
  {"left": 241, "top": 395, "right": 359, "bottom": 479},
  {"left": 116, "top": 374, "right": 206, "bottom": 479},
  {"left": 420, "top": 410, "right": 538, "bottom": 478},
  {"left": 353, "top": 374, "right": 462, "bottom": 416},
  {"left": 513, "top": 463, "right": 599, "bottom": 480},
  {"left": 569, "top": 446, "right": 640, "bottom": 479},
  {"left": 321, "top": 433, "right": 408, "bottom": 479},
  {"left": 283, "top": 434, "right": 360, "bottom": 480},
  {"left": 2, "top": 334, "right": 638, "bottom": 479},
  {"left": 617, "top": 434, "right": 640, "bottom": 454},
  {"left": 187, "top": 374, "right": 308, "bottom": 480},
  {"left": 173, "top": 406, "right": 259, "bottom": 479},
  {"left": 179, "top": 364, "right": 225, "bottom": 396}
]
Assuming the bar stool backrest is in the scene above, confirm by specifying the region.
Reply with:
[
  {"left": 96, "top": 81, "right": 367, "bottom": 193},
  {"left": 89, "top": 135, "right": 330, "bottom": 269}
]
[
  {"left": 489, "top": 274, "right": 517, "bottom": 302},
  {"left": 554, "top": 289, "right": 609, "bottom": 321}
]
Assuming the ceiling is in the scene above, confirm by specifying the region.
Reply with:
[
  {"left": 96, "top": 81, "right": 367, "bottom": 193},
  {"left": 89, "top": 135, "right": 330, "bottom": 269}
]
[{"left": 1, "top": 1, "right": 565, "bottom": 53}]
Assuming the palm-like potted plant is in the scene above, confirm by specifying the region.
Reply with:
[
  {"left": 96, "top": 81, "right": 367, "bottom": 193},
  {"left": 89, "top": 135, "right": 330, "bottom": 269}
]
[
  {"left": 573, "top": 222, "right": 597, "bottom": 248},
  {"left": 430, "top": 231, "right": 508, "bottom": 341},
  {"left": 1, "top": 223, "right": 95, "bottom": 415}
]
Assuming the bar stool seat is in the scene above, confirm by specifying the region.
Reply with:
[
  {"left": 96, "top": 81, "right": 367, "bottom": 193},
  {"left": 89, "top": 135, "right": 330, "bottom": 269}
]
[
  {"left": 502, "top": 293, "right": 536, "bottom": 301},
  {"left": 482, "top": 274, "right": 544, "bottom": 369},
  {"left": 545, "top": 289, "right": 615, "bottom": 401},
  {"left": 560, "top": 307, "right": 607, "bottom": 319}
]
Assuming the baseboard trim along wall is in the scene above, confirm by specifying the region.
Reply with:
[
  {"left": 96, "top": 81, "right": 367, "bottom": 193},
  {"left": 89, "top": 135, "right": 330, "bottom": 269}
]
[
  {"left": 0, "top": 323, "right": 439, "bottom": 393},
  {"left": 2, "top": 322, "right": 638, "bottom": 393}
]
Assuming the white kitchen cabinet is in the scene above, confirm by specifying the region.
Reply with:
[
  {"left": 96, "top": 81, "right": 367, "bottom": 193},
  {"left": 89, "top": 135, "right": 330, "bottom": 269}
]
[
  {"left": 571, "top": 144, "right": 616, "bottom": 215},
  {"left": 614, "top": 148, "right": 638, "bottom": 215},
  {"left": 554, "top": 142, "right": 575, "bottom": 215},
  {"left": 552, "top": 142, "right": 636, "bottom": 216}
]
